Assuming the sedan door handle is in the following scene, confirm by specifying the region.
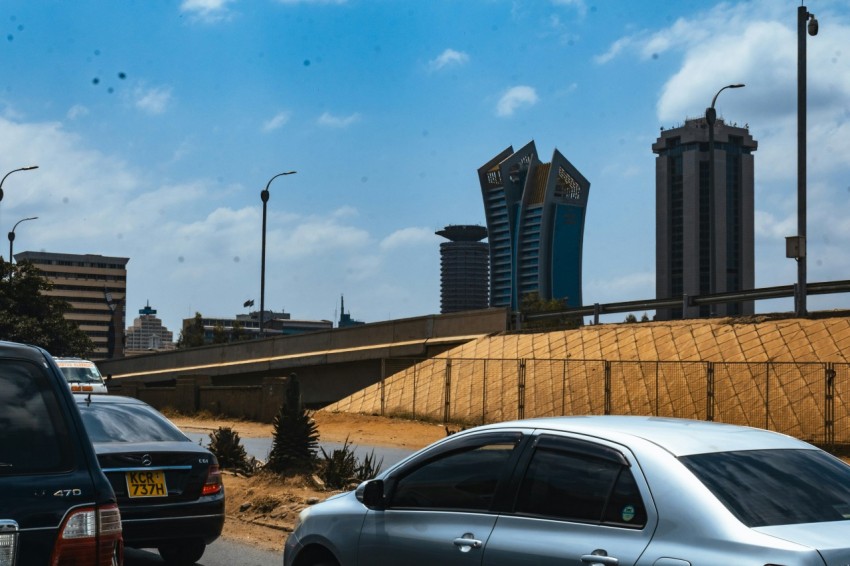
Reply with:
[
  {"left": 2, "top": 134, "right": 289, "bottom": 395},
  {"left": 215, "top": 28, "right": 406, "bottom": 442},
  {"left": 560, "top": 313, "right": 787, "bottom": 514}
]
[
  {"left": 581, "top": 550, "right": 619, "bottom": 566},
  {"left": 453, "top": 533, "right": 483, "bottom": 552}
]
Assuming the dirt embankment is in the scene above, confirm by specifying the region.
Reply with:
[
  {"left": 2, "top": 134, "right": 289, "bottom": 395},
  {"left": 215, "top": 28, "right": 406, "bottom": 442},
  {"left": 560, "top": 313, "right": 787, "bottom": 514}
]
[{"left": 169, "top": 410, "right": 447, "bottom": 553}]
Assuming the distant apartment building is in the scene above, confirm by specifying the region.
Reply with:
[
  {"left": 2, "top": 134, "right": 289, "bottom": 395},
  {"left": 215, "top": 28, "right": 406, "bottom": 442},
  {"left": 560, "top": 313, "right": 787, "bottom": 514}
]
[
  {"left": 653, "top": 118, "right": 757, "bottom": 320},
  {"left": 436, "top": 225, "right": 489, "bottom": 314},
  {"left": 183, "top": 310, "right": 332, "bottom": 343},
  {"left": 16, "top": 251, "right": 129, "bottom": 359},
  {"left": 125, "top": 302, "right": 175, "bottom": 354},
  {"left": 478, "top": 141, "right": 591, "bottom": 310}
]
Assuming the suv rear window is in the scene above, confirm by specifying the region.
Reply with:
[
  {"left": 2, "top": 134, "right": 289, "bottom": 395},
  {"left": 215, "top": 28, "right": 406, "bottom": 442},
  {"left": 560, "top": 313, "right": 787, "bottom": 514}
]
[
  {"left": 680, "top": 449, "right": 850, "bottom": 527},
  {"left": 0, "top": 360, "right": 74, "bottom": 474}
]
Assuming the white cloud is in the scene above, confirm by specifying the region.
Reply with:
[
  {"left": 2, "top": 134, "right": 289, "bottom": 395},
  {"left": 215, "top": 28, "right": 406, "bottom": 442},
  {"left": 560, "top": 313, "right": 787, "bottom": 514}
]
[
  {"left": 134, "top": 86, "right": 173, "bottom": 115},
  {"left": 317, "top": 112, "right": 361, "bottom": 128},
  {"left": 379, "top": 227, "right": 437, "bottom": 250},
  {"left": 428, "top": 49, "right": 469, "bottom": 72},
  {"left": 551, "top": 0, "right": 586, "bottom": 18},
  {"left": 496, "top": 85, "right": 538, "bottom": 117},
  {"left": 180, "top": 0, "right": 235, "bottom": 23},
  {"left": 594, "top": 36, "right": 634, "bottom": 65},
  {"left": 66, "top": 105, "right": 89, "bottom": 120},
  {"left": 281, "top": 217, "right": 371, "bottom": 259},
  {"left": 263, "top": 111, "right": 291, "bottom": 132}
]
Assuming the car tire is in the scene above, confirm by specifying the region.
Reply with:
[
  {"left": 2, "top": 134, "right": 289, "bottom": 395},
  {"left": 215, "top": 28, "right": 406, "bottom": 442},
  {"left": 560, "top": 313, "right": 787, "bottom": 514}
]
[{"left": 157, "top": 539, "right": 206, "bottom": 565}]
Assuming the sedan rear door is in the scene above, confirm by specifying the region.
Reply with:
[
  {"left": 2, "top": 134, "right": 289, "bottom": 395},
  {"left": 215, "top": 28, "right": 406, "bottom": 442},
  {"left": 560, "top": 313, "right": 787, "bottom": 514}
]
[{"left": 482, "top": 434, "right": 656, "bottom": 566}]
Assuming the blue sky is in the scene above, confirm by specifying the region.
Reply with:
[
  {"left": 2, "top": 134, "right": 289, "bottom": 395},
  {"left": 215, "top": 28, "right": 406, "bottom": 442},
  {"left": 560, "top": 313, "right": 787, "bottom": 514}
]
[{"left": 1, "top": 0, "right": 849, "bottom": 335}]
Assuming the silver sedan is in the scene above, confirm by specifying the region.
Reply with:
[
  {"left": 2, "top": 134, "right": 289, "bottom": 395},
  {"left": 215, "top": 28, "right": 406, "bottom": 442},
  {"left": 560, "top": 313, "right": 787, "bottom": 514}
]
[{"left": 284, "top": 415, "right": 850, "bottom": 565}]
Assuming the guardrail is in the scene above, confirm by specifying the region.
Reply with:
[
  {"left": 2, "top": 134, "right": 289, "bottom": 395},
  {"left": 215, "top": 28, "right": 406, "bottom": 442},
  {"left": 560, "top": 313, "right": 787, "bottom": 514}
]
[{"left": 522, "top": 279, "right": 850, "bottom": 325}]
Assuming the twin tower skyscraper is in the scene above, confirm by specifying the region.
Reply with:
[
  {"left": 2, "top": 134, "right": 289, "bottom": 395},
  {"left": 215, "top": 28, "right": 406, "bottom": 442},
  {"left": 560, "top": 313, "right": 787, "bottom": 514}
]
[{"left": 438, "top": 141, "right": 591, "bottom": 314}]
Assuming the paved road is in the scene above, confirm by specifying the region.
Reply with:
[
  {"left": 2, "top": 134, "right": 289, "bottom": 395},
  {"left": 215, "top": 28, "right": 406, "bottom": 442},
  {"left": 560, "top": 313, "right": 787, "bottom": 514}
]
[{"left": 125, "top": 539, "right": 280, "bottom": 566}]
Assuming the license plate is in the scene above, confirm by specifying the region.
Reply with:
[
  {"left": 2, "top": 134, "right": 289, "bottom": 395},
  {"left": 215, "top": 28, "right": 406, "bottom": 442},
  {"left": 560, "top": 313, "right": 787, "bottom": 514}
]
[{"left": 126, "top": 470, "right": 168, "bottom": 498}]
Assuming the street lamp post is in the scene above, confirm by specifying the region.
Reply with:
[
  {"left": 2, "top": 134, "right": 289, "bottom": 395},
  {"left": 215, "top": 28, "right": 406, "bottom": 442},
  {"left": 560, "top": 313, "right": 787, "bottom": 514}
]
[
  {"left": 8, "top": 216, "right": 38, "bottom": 263},
  {"left": 794, "top": 5, "right": 818, "bottom": 317},
  {"left": 260, "top": 171, "right": 297, "bottom": 337},
  {"left": 705, "top": 83, "right": 745, "bottom": 315},
  {"left": 0, "top": 165, "right": 39, "bottom": 209}
]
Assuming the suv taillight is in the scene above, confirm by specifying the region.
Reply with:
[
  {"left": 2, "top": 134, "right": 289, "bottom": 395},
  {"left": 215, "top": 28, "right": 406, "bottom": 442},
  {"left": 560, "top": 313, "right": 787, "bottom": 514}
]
[
  {"left": 202, "top": 464, "right": 223, "bottom": 496},
  {"left": 51, "top": 504, "right": 123, "bottom": 566},
  {"left": 0, "top": 521, "right": 19, "bottom": 566}
]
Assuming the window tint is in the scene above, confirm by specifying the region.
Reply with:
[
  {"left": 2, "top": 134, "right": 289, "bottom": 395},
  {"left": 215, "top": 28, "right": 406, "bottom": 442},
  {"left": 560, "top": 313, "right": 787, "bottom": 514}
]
[
  {"left": 0, "top": 360, "right": 74, "bottom": 474},
  {"left": 602, "top": 467, "right": 648, "bottom": 527},
  {"left": 515, "top": 438, "right": 646, "bottom": 527},
  {"left": 391, "top": 435, "right": 521, "bottom": 511},
  {"left": 78, "top": 401, "right": 189, "bottom": 443},
  {"left": 681, "top": 449, "right": 850, "bottom": 527}
]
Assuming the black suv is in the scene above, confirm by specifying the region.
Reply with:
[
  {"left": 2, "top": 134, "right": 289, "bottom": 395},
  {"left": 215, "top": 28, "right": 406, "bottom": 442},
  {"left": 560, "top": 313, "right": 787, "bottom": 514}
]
[{"left": 0, "top": 341, "right": 123, "bottom": 565}]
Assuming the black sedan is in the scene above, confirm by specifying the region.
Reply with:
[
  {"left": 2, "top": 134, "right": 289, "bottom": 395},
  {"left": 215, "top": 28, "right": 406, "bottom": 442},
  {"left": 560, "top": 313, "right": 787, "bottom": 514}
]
[{"left": 75, "top": 394, "right": 225, "bottom": 565}]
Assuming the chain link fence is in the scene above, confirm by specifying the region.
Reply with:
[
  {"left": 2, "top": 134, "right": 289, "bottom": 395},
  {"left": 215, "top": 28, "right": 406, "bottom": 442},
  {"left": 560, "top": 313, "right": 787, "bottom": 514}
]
[{"left": 329, "top": 358, "right": 850, "bottom": 449}]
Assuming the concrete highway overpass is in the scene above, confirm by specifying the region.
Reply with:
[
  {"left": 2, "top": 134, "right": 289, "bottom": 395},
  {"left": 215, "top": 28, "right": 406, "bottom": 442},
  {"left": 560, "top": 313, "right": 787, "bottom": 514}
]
[{"left": 98, "top": 308, "right": 509, "bottom": 407}]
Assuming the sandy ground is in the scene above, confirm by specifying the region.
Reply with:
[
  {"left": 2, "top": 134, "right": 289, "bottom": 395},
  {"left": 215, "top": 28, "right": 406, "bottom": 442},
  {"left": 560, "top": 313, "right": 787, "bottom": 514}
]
[{"left": 169, "top": 410, "right": 449, "bottom": 553}]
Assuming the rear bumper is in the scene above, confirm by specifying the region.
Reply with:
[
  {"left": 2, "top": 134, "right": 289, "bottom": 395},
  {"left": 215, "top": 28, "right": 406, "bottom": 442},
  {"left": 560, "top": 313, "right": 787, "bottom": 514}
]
[{"left": 119, "top": 494, "right": 225, "bottom": 547}]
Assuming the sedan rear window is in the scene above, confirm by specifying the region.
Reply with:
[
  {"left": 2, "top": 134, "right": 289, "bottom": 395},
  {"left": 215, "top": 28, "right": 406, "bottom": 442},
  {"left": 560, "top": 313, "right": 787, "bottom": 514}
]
[
  {"left": 78, "top": 401, "right": 189, "bottom": 443},
  {"left": 681, "top": 449, "right": 850, "bottom": 527}
]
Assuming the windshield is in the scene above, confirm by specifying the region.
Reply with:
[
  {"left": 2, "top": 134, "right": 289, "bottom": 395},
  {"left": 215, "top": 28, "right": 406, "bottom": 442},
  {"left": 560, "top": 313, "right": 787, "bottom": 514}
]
[
  {"left": 57, "top": 363, "right": 103, "bottom": 384},
  {"left": 680, "top": 449, "right": 850, "bottom": 527},
  {"left": 77, "top": 401, "right": 189, "bottom": 443}
]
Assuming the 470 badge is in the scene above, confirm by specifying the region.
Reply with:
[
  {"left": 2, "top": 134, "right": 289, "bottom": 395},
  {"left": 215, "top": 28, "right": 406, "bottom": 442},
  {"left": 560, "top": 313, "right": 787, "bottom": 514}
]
[{"left": 126, "top": 470, "right": 168, "bottom": 497}]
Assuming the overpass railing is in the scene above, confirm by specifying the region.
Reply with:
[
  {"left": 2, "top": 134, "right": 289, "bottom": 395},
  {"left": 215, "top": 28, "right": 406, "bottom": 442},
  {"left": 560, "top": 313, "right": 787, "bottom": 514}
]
[{"left": 521, "top": 279, "right": 850, "bottom": 326}]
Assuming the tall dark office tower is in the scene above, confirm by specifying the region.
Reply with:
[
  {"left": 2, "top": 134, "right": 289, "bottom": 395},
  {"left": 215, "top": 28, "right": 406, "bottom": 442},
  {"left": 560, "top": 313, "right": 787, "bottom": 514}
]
[
  {"left": 653, "top": 118, "right": 757, "bottom": 320},
  {"left": 478, "top": 141, "right": 590, "bottom": 310},
  {"left": 436, "top": 225, "right": 489, "bottom": 314}
]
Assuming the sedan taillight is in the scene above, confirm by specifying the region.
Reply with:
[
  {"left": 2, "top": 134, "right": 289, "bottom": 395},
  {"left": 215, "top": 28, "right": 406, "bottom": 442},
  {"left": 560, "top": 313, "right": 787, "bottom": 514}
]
[
  {"left": 51, "top": 504, "right": 123, "bottom": 566},
  {"left": 202, "top": 464, "right": 223, "bottom": 496}
]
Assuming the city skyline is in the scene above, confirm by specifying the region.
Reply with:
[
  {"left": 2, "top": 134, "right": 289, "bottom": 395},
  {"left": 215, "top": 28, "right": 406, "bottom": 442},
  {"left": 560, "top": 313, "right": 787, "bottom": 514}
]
[{"left": 1, "top": 0, "right": 849, "bottom": 334}]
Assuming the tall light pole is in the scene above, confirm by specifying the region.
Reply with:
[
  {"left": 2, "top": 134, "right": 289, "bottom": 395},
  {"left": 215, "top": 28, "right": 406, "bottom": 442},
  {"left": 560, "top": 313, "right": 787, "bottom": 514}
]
[
  {"left": 0, "top": 165, "right": 39, "bottom": 211},
  {"left": 260, "top": 171, "right": 297, "bottom": 337},
  {"left": 8, "top": 216, "right": 38, "bottom": 263},
  {"left": 794, "top": 5, "right": 818, "bottom": 317},
  {"left": 705, "top": 83, "right": 745, "bottom": 314}
]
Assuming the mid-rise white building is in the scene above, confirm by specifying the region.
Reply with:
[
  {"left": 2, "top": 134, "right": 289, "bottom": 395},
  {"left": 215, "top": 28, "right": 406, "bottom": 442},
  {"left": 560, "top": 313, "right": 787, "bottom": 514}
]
[{"left": 125, "top": 302, "right": 175, "bottom": 354}]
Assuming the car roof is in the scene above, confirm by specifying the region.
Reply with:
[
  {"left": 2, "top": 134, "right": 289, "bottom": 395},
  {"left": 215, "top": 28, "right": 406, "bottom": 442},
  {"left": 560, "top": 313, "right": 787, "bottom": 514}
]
[
  {"left": 478, "top": 415, "right": 811, "bottom": 457},
  {"left": 0, "top": 340, "right": 50, "bottom": 363},
  {"left": 73, "top": 394, "right": 148, "bottom": 406}
]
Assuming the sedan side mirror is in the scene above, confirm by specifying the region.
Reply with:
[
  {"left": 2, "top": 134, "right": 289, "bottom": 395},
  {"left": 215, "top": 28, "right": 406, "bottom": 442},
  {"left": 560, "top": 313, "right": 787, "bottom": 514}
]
[{"left": 355, "top": 479, "right": 385, "bottom": 510}]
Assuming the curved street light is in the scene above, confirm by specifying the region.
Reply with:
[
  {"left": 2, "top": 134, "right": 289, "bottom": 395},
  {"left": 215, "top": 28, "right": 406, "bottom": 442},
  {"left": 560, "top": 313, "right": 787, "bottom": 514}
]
[
  {"left": 9, "top": 216, "right": 38, "bottom": 264},
  {"left": 0, "top": 165, "right": 39, "bottom": 204},
  {"left": 705, "top": 84, "right": 744, "bottom": 313},
  {"left": 260, "top": 171, "right": 297, "bottom": 337}
]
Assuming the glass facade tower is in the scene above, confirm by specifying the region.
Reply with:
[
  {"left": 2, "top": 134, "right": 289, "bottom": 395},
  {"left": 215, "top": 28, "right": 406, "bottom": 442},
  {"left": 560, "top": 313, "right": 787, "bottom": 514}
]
[{"left": 478, "top": 142, "right": 591, "bottom": 311}]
